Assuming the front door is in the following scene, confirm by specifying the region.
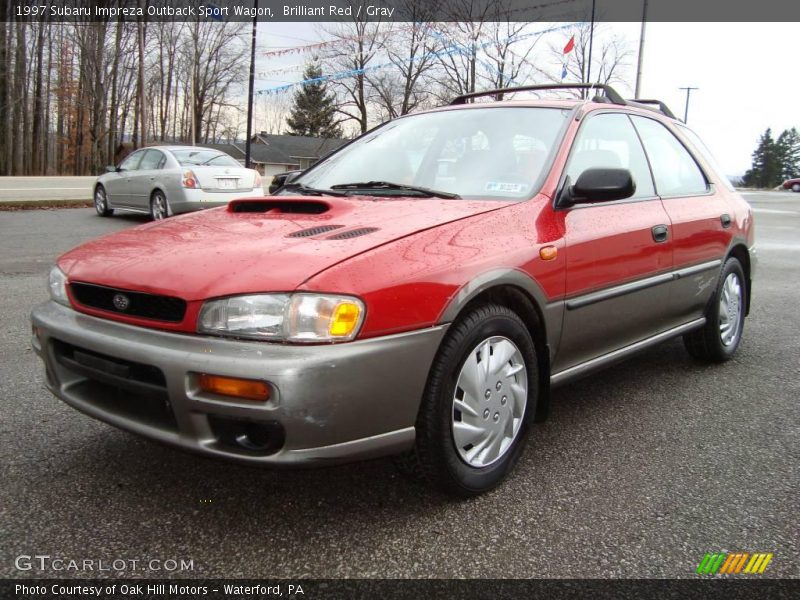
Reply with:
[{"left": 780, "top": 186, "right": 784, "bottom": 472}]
[
  {"left": 554, "top": 112, "right": 673, "bottom": 372},
  {"left": 105, "top": 150, "right": 144, "bottom": 207}
]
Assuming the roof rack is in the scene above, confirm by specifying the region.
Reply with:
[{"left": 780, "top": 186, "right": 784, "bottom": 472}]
[
  {"left": 449, "top": 83, "right": 627, "bottom": 106},
  {"left": 627, "top": 99, "right": 678, "bottom": 120},
  {"left": 448, "top": 84, "right": 678, "bottom": 120}
]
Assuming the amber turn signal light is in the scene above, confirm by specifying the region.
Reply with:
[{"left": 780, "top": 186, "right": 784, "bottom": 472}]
[
  {"left": 539, "top": 246, "right": 558, "bottom": 261},
  {"left": 197, "top": 373, "right": 271, "bottom": 402}
]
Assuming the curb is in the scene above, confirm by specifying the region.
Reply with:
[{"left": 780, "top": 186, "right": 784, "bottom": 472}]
[{"left": 0, "top": 199, "right": 93, "bottom": 210}]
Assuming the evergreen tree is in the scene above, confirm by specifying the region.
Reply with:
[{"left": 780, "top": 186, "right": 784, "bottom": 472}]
[
  {"left": 285, "top": 63, "right": 343, "bottom": 138},
  {"left": 742, "top": 128, "right": 782, "bottom": 188},
  {"left": 776, "top": 127, "right": 800, "bottom": 181}
]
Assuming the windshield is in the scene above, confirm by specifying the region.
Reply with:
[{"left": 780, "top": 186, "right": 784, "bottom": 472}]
[
  {"left": 295, "top": 107, "right": 570, "bottom": 200},
  {"left": 172, "top": 149, "right": 241, "bottom": 167}
]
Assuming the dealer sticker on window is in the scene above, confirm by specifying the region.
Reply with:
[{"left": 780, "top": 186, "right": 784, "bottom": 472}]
[{"left": 485, "top": 181, "right": 529, "bottom": 194}]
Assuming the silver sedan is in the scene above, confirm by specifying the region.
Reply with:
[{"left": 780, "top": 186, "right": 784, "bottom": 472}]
[{"left": 93, "top": 146, "right": 265, "bottom": 220}]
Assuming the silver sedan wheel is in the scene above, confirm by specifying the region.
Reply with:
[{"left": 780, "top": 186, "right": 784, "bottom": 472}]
[
  {"left": 452, "top": 336, "right": 528, "bottom": 468},
  {"left": 151, "top": 192, "right": 169, "bottom": 220},
  {"left": 719, "top": 272, "right": 743, "bottom": 346},
  {"left": 94, "top": 187, "right": 107, "bottom": 215}
]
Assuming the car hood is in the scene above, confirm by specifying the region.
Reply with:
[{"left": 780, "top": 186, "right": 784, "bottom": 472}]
[{"left": 59, "top": 196, "right": 505, "bottom": 301}]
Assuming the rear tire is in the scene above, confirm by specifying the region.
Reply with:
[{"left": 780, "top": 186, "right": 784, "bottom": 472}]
[
  {"left": 150, "top": 190, "right": 171, "bottom": 221},
  {"left": 396, "top": 303, "right": 538, "bottom": 497},
  {"left": 683, "top": 257, "right": 746, "bottom": 362},
  {"left": 94, "top": 186, "right": 113, "bottom": 217}
]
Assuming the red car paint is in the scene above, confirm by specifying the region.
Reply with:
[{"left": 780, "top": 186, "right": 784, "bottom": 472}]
[{"left": 57, "top": 102, "right": 754, "bottom": 343}]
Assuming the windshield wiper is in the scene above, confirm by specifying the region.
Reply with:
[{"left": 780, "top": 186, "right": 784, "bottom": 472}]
[
  {"left": 280, "top": 182, "right": 348, "bottom": 197},
  {"left": 330, "top": 181, "right": 461, "bottom": 199}
]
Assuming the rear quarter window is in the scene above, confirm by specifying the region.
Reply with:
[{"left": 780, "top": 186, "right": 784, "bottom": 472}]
[{"left": 675, "top": 125, "right": 736, "bottom": 191}]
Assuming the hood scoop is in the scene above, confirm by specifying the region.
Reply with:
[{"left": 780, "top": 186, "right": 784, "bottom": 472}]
[
  {"left": 326, "top": 227, "right": 380, "bottom": 240},
  {"left": 229, "top": 199, "right": 330, "bottom": 214},
  {"left": 287, "top": 225, "right": 344, "bottom": 238}
]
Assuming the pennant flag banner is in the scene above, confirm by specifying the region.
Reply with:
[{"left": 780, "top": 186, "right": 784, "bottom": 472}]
[
  {"left": 563, "top": 35, "right": 575, "bottom": 54},
  {"left": 256, "top": 23, "right": 573, "bottom": 96}
]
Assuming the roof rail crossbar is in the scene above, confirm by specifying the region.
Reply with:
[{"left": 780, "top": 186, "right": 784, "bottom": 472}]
[
  {"left": 449, "top": 83, "right": 626, "bottom": 106},
  {"left": 628, "top": 99, "right": 677, "bottom": 120}
]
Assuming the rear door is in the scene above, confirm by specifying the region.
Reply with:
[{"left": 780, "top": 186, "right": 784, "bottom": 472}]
[
  {"left": 554, "top": 112, "right": 673, "bottom": 372},
  {"left": 630, "top": 116, "right": 730, "bottom": 324}
]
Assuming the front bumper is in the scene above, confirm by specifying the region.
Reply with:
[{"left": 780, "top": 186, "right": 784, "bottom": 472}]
[{"left": 31, "top": 301, "right": 446, "bottom": 465}]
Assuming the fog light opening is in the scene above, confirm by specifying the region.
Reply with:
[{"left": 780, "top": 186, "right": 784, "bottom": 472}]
[{"left": 208, "top": 415, "right": 285, "bottom": 456}]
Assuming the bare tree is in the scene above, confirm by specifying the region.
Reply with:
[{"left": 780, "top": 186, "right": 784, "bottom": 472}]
[
  {"left": 183, "top": 21, "right": 248, "bottom": 144},
  {"left": 479, "top": 19, "right": 542, "bottom": 98},
  {"left": 319, "top": 12, "right": 382, "bottom": 134},
  {"left": 367, "top": 0, "right": 441, "bottom": 119},
  {"left": 538, "top": 23, "right": 633, "bottom": 97}
]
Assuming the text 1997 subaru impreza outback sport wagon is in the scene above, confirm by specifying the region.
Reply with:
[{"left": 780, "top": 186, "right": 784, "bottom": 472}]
[{"left": 32, "top": 84, "right": 755, "bottom": 496}]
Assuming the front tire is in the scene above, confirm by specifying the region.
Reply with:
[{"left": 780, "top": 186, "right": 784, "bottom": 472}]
[
  {"left": 683, "top": 257, "right": 747, "bottom": 362},
  {"left": 150, "top": 190, "right": 171, "bottom": 221},
  {"left": 792, "top": 183, "right": 800, "bottom": 193},
  {"left": 94, "top": 186, "right": 113, "bottom": 217},
  {"left": 400, "top": 303, "right": 538, "bottom": 497}
]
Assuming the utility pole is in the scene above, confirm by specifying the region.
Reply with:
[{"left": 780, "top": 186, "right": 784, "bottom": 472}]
[
  {"left": 586, "top": 0, "right": 596, "bottom": 98},
  {"left": 634, "top": 0, "right": 649, "bottom": 98},
  {"left": 679, "top": 86, "right": 698, "bottom": 123},
  {"left": 244, "top": 0, "right": 258, "bottom": 169},
  {"left": 137, "top": 14, "right": 147, "bottom": 147}
]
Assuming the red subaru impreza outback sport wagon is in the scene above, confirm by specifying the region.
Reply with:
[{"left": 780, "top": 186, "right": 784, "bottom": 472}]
[{"left": 32, "top": 84, "right": 755, "bottom": 496}]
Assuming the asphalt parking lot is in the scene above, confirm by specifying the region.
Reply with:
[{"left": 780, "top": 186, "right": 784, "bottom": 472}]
[{"left": 1, "top": 192, "right": 798, "bottom": 579}]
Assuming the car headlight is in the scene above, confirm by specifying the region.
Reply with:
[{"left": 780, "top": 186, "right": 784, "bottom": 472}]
[
  {"left": 197, "top": 293, "right": 365, "bottom": 342},
  {"left": 48, "top": 266, "right": 70, "bottom": 307}
]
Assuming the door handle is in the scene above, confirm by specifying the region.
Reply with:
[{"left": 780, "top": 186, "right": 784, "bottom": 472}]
[
  {"left": 720, "top": 213, "right": 732, "bottom": 228},
  {"left": 651, "top": 224, "right": 669, "bottom": 243}
]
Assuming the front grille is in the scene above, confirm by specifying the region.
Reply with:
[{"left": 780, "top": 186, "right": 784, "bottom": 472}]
[
  {"left": 70, "top": 282, "right": 186, "bottom": 323},
  {"left": 326, "top": 227, "right": 379, "bottom": 240}
]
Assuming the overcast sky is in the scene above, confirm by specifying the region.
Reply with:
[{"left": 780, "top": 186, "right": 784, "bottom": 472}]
[{"left": 256, "top": 21, "right": 798, "bottom": 176}]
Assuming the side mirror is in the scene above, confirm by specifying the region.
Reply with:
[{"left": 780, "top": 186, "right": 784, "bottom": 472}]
[
  {"left": 105, "top": 165, "right": 118, "bottom": 173},
  {"left": 558, "top": 168, "right": 636, "bottom": 207},
  {"left": 284, "top": 170, "right": 302, "bottom": 185}
]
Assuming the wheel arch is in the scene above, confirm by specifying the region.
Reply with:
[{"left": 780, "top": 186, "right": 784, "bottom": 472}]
[{"left": 437, "top": 270, "right": 562, "bottom": 422}]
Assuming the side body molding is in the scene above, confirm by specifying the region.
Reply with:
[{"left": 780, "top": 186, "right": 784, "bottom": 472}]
[{"left": 437, "top": 268, "right": 565, "bottom": 361}]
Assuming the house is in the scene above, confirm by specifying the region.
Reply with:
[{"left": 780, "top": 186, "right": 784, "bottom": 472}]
[{"left": 205, "top": 133, "right": 347, "bottom": 177}]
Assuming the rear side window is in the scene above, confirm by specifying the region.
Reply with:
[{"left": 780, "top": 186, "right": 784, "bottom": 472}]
[
  {"left": 631, "top": 116, "right": 709, "bottom": 197},
  {"left": 139, "top": 150, "right": 165, "bottom": 170},
  {"left": 565, "top": 113, "right": 655, "bottom": 199}
]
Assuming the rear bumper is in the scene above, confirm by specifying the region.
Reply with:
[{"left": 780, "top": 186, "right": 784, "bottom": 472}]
[
  {"left": 31, "top": 301, "right": 446, "bottom": 466},
  {"left": 171, "top": 189, "right": 265, "bottom": 214}
]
